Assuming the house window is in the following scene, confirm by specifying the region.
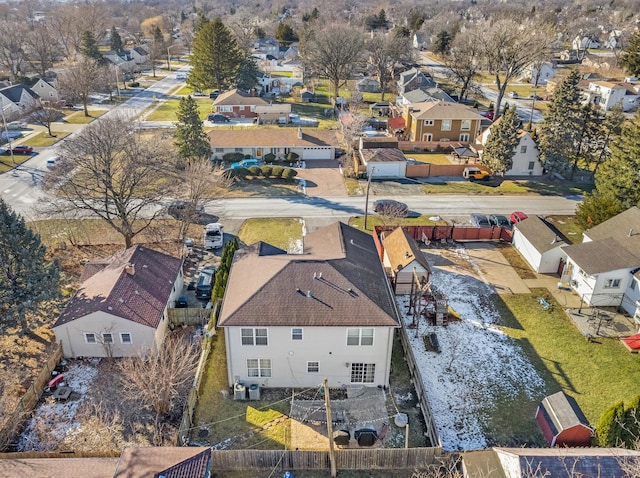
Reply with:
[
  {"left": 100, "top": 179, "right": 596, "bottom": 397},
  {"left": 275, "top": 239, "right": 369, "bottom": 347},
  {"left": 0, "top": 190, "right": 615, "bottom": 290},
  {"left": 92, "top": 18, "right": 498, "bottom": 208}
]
[
  {"left": 459, "top": 134, "right": 469, "bottom": 142},
  {"left": 521, "top": 145, "right": 528, "bottom": 153},
  {"left": 631, "top": 280, "right": 637, "bottom": 291},
  {"left": 423, "top": 120, "right": 434, "bottom": 126},
  {"left": 85, "top": 333, "right": 96, "bottom": 344},
  {"left": 578, "top": 268, "right": 589, "bottom": 279},
  {"left": 219, "top": 106, "right": 232, "bottom": 112},
  {"left": 242, "top": 328, "right": 268, "bottom": 345},
  {"left": 292, "top": 328, "right": 303, "bottom": 340},
  {"left": 307, "top": 361, "right": 319, "bottom": 373},
  {"left": 120, "top": 333, "right": 132, "bottom": 344},
  {"left": 605, "top": 278, "right": 621, "bottom": 289},
  {"left": 461, "top": 120, "right": 471, "bottom": 131},
  {"left": 441, "top": 120, "right": 452, "bottom": 131},
  {"left": 347, "top": 328, "right": 374, "bottom": 346},
  {"left": 215, "top": 148, "right": 224, "bottom": 153},
  {"left": 102, "top": 333, "right": 114, "bottom": 344},
  {"left": 422, "top": 134, "right": 432, "bottom": 142},
  {"left": 528, "top": 161, "right": 535, "bottom": 170},
  {"left": 247, "top": 358, "right": 271, "bottom": 377},
  {"left": 351, "top": 363, "right": 375, "bottom": 383},
  {"left": 235, "top": 148, "right": 243, "bottom": 152}
]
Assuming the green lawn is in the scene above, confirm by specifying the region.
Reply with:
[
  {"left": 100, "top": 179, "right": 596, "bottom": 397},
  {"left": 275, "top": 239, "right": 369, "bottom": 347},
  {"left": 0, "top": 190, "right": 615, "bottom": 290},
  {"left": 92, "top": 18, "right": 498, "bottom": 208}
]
[
  {"left": 145, "top": 98, "right": 212, "bottom": 121},
  {"left": 237, "top": 217, "right": 304, "bottom": 251},
  {"left": 64, "top": 110, "right": 108, "bottom": 124},
  {"left": 0, "top": 154, "right": 33, "bottom": 173},
  {"left": 23, "top": 131, "right": 71, "bottom": 147},
  {"left": 494, "top": 289, "right": 640, "bottom": 430},
  {"left": 405, "top": 153, "right": 452, "bottom": 165},
  {"left": 421, "top": 179, "right": 593, "bottom": 196}
]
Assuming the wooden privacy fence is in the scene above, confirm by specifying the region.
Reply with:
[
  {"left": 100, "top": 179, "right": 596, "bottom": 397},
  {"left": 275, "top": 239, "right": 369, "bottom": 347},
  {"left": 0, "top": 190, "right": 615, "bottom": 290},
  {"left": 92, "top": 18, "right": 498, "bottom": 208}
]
[
  {"left": 168, "top": 307, "right": 211, "bottom": 327},
  {"left": 0, "top": 344, "right": 63, "bottom": 450},
  {"left": 209, "top": 447, "right": 439, "bottom": 471},
  {"left": 397, "top": 326, "right": 442, "bottom": 449},
  {"left": 375, "top": 225, "right": 512, "bottom": 248}
]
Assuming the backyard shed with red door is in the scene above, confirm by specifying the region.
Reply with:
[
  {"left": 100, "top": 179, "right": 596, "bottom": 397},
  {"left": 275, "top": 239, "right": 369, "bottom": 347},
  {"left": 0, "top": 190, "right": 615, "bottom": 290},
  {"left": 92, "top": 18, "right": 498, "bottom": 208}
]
[{"left": 535, "top": 391, "right": 593, "bottom": 447}]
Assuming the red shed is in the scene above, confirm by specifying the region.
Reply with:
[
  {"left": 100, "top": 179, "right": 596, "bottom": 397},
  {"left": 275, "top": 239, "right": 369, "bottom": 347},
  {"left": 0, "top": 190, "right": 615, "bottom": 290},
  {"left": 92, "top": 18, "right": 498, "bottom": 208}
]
[{"left": 535, "top": 391, "right": 593, "bottom": 447}]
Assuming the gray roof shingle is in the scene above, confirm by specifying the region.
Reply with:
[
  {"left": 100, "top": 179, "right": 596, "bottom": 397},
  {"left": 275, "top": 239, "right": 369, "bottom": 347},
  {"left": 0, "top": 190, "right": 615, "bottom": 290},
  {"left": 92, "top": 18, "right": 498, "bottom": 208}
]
[
  {"left": 563, "top": 239, "right": 640, "bottom": 274},
  {"left": 515, "top": 216, "right": 567, "bottom": 253}
]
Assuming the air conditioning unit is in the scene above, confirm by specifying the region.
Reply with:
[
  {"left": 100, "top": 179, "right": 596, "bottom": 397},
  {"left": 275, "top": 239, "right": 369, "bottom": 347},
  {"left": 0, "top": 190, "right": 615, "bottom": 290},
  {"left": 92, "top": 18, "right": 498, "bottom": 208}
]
[
  {"left": 635, "top": 300, "right": 640, "bottom": 309},
  {"left": 570, "top": 280, "right": 578, "bottom": 287}
]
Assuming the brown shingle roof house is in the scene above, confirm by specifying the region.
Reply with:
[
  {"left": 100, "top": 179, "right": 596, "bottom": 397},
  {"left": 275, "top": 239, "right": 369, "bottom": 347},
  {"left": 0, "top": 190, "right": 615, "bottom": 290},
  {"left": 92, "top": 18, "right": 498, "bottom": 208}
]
[
  {"left": 217, "top": 222, "right": 401, "bottom": 389},
  {"left": 382, "top": 227, "right": 431, "bottom": 295},
  {"left": 53, "top": 246, "right": 184, "bottom": 358},
  {"left": 212, "top": 88, "right": 268, "bottom": 118}
]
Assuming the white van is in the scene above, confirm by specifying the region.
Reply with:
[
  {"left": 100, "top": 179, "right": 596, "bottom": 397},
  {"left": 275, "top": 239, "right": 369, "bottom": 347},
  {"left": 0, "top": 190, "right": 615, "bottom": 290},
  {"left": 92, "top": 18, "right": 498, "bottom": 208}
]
[{"left": 204, "top": 223, "right": 223, "bottom": 249}]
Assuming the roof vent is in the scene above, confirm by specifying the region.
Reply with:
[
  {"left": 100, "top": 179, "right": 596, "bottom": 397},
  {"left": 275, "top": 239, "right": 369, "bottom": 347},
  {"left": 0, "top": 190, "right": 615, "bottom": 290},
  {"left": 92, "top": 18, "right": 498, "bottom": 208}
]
[
  {"left": 318, "top": 272, "right": 322, "bottom": 279},
  {"left": 405, "top": 251, "right": 411, "bottom": 259},
  {"left": 629, "top": 228, "right": 634, "bottom": 237},
  {"left": 307, "top": 290, "right": 312, "bottom": 298},
  {"left": 298, "top": 127, "right": 303, "bottom": 139},
  {"left": 125, "top": 263, "right": 135, "bottom": 275},
  {"left": 143, "top": 264, "right": 148, "bottom": 268},
  {"left": 119, "top": 298, "right": 124, "bottom": 303},
  {"left": 107, "top": 306, "right": 113, "bottom": 310},
  {"left": 313, "top": 272, "right": 317, "bottom": 279}
]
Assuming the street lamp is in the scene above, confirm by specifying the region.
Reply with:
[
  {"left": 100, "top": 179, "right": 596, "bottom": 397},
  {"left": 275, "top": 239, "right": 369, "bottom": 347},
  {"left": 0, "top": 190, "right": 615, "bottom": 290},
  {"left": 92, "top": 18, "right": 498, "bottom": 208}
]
[
  {"left": 167, "top": 44, "right": 177, "bottom": 71},
  {"left": 363, "top": 167, "right": 376, "bottom": 230}
]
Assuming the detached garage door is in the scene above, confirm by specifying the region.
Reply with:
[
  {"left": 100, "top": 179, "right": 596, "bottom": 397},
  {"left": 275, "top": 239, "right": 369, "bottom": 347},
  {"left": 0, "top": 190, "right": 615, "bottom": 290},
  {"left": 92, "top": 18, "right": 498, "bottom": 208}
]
[
  {"left": 368, "top": 162, "right": 406, "bottom": 178},
  {"left": 302, "top": 147, "right": 332, "bottom": 160}
]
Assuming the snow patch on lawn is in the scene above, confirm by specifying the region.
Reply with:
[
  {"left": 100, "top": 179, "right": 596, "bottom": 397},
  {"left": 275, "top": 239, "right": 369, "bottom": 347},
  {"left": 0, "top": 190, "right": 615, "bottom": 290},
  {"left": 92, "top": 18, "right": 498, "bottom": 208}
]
[{"left": 399, "top": 246, "right": 544, "bottom": 451}]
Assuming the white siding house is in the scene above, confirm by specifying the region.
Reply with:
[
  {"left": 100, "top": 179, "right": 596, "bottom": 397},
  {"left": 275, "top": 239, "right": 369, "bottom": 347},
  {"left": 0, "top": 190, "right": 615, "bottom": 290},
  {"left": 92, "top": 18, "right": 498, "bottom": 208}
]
[
  {"left": 561, "top": 207, "right": 640, "bottom": 312},
  {"left": 218, "top": 223, "right": 401, "bottom": 389},
  {"left": 477, "top": 121, "right": 543, "bottom": 177},
  {"left": 512, "top": 216, "right": 567, "bottom": 274},
  {"left": 53, "top": 246, "right": 183, "bottom": 358}
]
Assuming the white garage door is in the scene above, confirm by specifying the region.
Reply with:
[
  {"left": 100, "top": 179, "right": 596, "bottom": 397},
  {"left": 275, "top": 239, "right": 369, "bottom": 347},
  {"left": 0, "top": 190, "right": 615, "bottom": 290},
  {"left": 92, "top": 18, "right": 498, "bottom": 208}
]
[
  {"left": 302, "top": 147, "right": 332, "bottom": 160},
  {"left": 368, "top": 162, "right": 406, "bottom": 178}
]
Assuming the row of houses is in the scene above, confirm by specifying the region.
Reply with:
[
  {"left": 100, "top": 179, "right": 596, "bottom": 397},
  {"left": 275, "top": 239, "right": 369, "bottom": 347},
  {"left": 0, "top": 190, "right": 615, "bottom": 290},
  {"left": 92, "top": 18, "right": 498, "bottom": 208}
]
[{"left": 0, "top": 79, "right": 58, "bottom": 121}]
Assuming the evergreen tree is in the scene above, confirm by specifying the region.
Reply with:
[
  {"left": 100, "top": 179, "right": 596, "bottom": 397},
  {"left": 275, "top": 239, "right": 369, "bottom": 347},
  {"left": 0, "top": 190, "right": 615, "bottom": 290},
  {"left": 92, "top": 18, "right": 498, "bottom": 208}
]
[
  {"left": 620, "top": 395, "right": 640, "bottom": 448},
  {"left": 596, "top": 401, "right": 624, "bottom": 447},
  {"left": 275, "top": 22, "right": 297, "bottom": 46},
  {"left": 620, "top": 31, "right": 640, "bottom": 77},
  {"left": 80, "top": 30, "right": 103, "bottom": 63},
  {"left": 0, "top": 199, "right": 60, "bottom": 335},
  {"left": 174, "top": 96, "right": 211, "bottom": 164},
  {"left": 189, "top": 17, "right": 243, "bottom": 92},
  {"left": 110, "top": 26, "right": 123, "bottom": 52},
  {"left": 481, "top": 104, "right": 520, "bottom": 174},
  {"left": 591, "top": 111, "right": 640, "bottom": 210},
  {"left": 433, "top": 30, "right": 452, "bottom": 56},
  {"left": 236, "top": 55, "right": 259, "bottom": 91},
  {"left": 537, "top": 70, "right": 585, "bottom": 175},
  {"left": 376, "top": 9, "right": 388, "bottom": 29},
  {"left": 575, "top": 192, "right": 625, "bottom": 229}
]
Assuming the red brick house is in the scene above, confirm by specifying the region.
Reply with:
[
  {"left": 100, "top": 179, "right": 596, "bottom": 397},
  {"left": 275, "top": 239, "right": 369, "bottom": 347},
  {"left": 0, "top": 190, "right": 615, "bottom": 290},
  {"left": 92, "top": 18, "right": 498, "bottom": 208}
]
[{"left": 212, "top": 89, "right": 268, "bottom": 119}]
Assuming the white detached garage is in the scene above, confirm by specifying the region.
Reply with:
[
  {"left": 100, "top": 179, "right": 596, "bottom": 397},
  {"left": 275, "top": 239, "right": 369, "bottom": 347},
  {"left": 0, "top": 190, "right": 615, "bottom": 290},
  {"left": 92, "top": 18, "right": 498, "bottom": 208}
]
[
  {"left": 360, "top": 148, "right": 407, "bottom": 178},
  {"left": 512, "top": 216, "right": 567, "bottom": 274}
]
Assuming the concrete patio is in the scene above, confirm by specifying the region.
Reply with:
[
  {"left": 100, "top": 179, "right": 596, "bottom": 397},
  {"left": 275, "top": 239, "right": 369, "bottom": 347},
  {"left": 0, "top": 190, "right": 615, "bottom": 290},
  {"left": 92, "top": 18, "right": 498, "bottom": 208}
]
[{"left": 566, "top": 307, "right": 637, "bottom": 339}]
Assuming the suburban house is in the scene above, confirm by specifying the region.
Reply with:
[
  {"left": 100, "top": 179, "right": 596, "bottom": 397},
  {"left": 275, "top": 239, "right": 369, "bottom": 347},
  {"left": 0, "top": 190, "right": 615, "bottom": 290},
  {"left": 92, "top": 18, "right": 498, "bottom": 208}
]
[
  {"left": 356, "top": 77, "right": 381, "bottom": 93},
  {"left": 585, "top": 81, "right": 639, "bottom": 112},
  {"left": 412, "top": 33, "right": 426, "bottom": 50},
  {"left": 461, "top": 447, "right": 640, "bottom": 477},
  {"left": 130, "top": 45, "right": 150, "bottom": 64},
  {"left": 0, "top": 84, "right": 40, "bottom": 121},
  {"left": 217, "top": 222, "right": 401, "bottom": 389},
  {"left": 396, "top": 67, "right": 435, "bottom": 95},
  {"left": 252, "top": 38, "right": 281, "bottom": 59},
  {"left": 254, "top": 103, "right": 292, "bottom": 124},
  {"left": 535, "top": 391, "right": 593, "bottom": 447},
  {"left": 381, "top": 227, "right": 431, "bottom": 295},
  {"left": 102, "top": 50, "right": 137, "bottom": 71},
  {"left": 512, "top": 216, "right": 568, "bottom": 274},
  {"left": 30, "top": 77, "right": 58, "bottom": 101},
  {"left": 212, "top": 89, "right": 268, "bottom": 119},
  {"left": 477, "top": 119, "right": 543, "bottom": 176},
  {"left": 52, "top": 246, "right": 184, "bottom": 358},
  {"left": 208, "top": 127, "right": 336, "bottom": 161},
  {"left": 520, "top": 61, "right": 557, "bottom": 85},
  {"left": 572, "top": 35, "right": 600, "bottom": 50},
  {"left": 397, "top": 87, "right": 455, "bottom": 106},
  {"left": 562, "top": 207, "right": 640, "bottom": 312},
  {"left": 403, "top": 101, "right": 485, "bottom": 143}
]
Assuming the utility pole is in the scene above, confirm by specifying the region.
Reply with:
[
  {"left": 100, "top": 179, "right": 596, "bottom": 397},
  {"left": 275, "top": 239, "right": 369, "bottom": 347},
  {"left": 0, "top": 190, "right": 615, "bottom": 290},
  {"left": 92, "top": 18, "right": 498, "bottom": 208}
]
[
  {"left": 363, "top": 167, "right": 376, "bottom": 231},
  {"left": 323, "top": 378, "right": 337, "bottom": 478},
  {"left": 0, "top": 97, "right": 17, "bottom": 167}
]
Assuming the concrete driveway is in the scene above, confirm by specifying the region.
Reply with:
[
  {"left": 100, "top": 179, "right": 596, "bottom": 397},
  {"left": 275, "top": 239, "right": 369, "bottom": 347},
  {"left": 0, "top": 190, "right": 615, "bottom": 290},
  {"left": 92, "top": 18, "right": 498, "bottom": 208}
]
[
  {"left": 295, "top": 160, "right": 347, "bottom": 197},
  {"left": 462, "top": 242, "right": 530, "bottom": 294}
]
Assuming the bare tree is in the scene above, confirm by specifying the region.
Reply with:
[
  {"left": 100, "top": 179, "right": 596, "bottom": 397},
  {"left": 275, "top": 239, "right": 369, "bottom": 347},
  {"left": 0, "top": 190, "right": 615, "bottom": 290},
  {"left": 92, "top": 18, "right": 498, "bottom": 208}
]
[
  {"left": 43, "top": 114, "right": 174, "bottom": 248},
  {"left": 443, "top": 29, "right": 483, "bottom": 102},
  {"left": 57, "top": 57, "right": 108, "bottom": 117},
  {"left": 118, "top": 334, "right": 199, "bottom": 439},
  {"left": 366, "top": 34, "right": 411, "bottom": 101},
  {"left": 24, "top": 20, "right": 58, "bottom": 78},
  {"left": 0, "top": 20, "right": 29, "bottom": 82},
  {"left": 48, "top": 3, "right": 109, "bottom": 60},
  {"left": 301, "top": 25, "right": 365, "bottom": 100},
  {"left": 480, "top": 18, "right": 553, "bottom": 117},
  {"left": 27, "top": 102, "right": 65, "bottom": 137}
]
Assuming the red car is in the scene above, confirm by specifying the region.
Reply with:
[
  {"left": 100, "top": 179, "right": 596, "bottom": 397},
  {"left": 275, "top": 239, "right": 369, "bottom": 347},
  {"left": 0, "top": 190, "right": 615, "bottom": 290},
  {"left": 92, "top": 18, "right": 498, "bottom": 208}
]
[
  {"left": 510, "top": 211, "right": 528, "bottom": 224},
  {"left": 9, "top": 145, "right": 34, "bottom": 154}
]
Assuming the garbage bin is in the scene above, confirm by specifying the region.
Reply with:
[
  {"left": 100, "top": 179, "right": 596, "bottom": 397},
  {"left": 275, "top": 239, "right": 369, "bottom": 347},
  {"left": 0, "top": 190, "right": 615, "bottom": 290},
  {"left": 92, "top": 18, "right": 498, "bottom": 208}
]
[{"left": 249, "top": 383, "right": 260, "bottom": 400}]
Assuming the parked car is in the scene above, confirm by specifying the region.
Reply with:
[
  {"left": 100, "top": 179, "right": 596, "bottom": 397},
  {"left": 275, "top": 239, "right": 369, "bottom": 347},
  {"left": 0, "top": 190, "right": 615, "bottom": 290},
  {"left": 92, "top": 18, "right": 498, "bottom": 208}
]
[
  {"left": 6, "top": 121, "right": 26, "bottom": 131},
  {"left": 209, "top": 90, "right": 220, "bottom": 99},
  {"left": 510, "top": 211, "right": 529, "bottom": 224},
  {"left": 175, "top": 73, "right": 186, "bottom": 80},
  {"left": 7, "top": 145, "right": 33, "bottom": 154},
  {"left": 489, "top": 214, "right": 511, "bottom": 228},
  {"left": 480, "top": 110, "right": 495, "bottom": 120},
  {"left": 470, "top": 213, "right": 492, "bottom": 227},
  {"left": 463, "top": 167, "right": 491, "bottom": 181},
  {"left": 208, "top": 114, "right": 230, "bottom": 123},
  {"left": 168, "top": 200, "right": 205, "bottom": 221},
  {"left": 508, "top": 91, "right": 519, "bottom": 98},
  {"left": 373, "top": 199, "right": 409, "bottom": 217},
  {"left": 528, "top": 94, "right": 543, "bottom": 100},
  {"left": 46, "top": 156, "right": 59, "bottom": 168},
  {"left": 195, "top": 266, "right": 216, "bottom": 300}
]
